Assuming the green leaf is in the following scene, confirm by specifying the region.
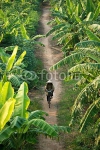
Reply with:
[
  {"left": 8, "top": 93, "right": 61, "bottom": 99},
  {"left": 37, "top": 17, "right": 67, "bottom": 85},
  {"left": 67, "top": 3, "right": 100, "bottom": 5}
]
[
  {"left": 8, "top": 74, "right": 20, "bottom": 88},
  {"left": 28, "top": 110, "right": 48, "bottom": 120},
  {"left": 14, "top": 82, "right": 30, "bottom": 118},
  {"left": 52, "top": 31, "right": 66, "bottom": 40},
  {"left": 85, "top": 12, "right": 93, "bottom": 21},
  {"left": 0, "top": 48, "right": 9, "bottom": 63},
  {"left": 0, "top": 82, "right": 3, "bottom": 91},
  {"left": 86, "top": 49, "right": 100, "bottom": 63},
  {"left": 68, "top": 63, "right": 100, "bottom": 75},
  {"left": 75, "top": 15, "right": 81, "bottom": 23},
  {"left": 6, "top": 46, "right": 18, "bottom": 71},
  {"left": 80, "top": 0, "right": 86, "bottom": 10},
  {"left": 0, "top": 82, "right": 14, "bottom": 107},
  {"left": 0, "top": 98, "right": 16, "bottom": 131},
  {"left": 29, "top": 119, "right": 58, "bottom": 137},
  {"left": 50, "top": 52, "right": 84, "bottom": 70},
  {"left": 46, "top": 23, "right": 66, "bottom": 36},
  {"left": 0, "top": 126, "right": 14, "bottom": 144},
  {"left": 32, "top": 34, "right": 45, "bottom": 40},
  {"left": 52, "top": 11, "right": 68, "bottom": 21},
  {"left": 86, "top": 0, "right": 94, "bottom": 13},
  {"left": 53, "top": 125, "right": 70, "bottom": 133},
  {"left": 75, "top": 40, "right": 100, "bottom": 48},
  {"left": 0, "top": 9, "right": 5, "bottom": 19},
  {"left": 11, "top": 116, "right": 26, "bottom": 129},
  {"left": 14, "top": 51, "right": 26, "bottom": 66},
  {"left": 0, "top": 34, "right": 3, "bottom": 42},
  {"left": 93, "top": 4, "right": 100, "bottom": 20},
  {"left": 80, "top": 98, "right": 100, "bottom": 132},
  {"left": 71, "top": 75, "right": 100, "bottom": 118},
  {"left": 20, "top": 24, "right": 29, "bottom": 40},
  {"left": 86, "top": 29, "right": 100, "bottom": 42}
]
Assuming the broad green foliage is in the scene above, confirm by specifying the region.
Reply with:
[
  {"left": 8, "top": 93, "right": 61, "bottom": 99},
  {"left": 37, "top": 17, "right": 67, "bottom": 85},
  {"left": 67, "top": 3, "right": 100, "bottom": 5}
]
[
  {"left": 0, "top": 81, "right": 15, "bottom": 131},
  {"left": 0, "top": 82, "right": 14, "bottom": 107},
  {"left": 0, "top": 1, "right": 41, "bottom": 43},
  {"left": 0, "top": 0, "right": 44, "bottom": 89},
  {"left": 0, "top": 98, "right": 15, "bottom": 131},
  {"left": 28, "top": 119, "right": 57, "bottom": 137},
  {"left": 0, "top": 46, "right": 27, "bottom": 88},
  {"left": 0, "top": 81, "right": 69, "bottom": 148},
  {"left": 13, "top": 82, "right": 30, "bottom": 118},
  {"left": 48, "top": 0, "right": 100, "bottom": 55},
  {"left": 6, "top": 46, "right": 18, "bottom": 72},
  {"left": 79, "top": 97, "right": 100, "bottom": 132},
  {"left": 86, "top": 28, "right": 100, "bottom": 42},
  {"left": 49, "top": 0, "right": 100, "bottom": 148}
]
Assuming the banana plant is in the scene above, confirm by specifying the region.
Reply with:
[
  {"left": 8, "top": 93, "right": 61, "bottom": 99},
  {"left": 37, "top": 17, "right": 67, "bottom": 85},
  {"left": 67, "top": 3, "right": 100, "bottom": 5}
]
[
  {"left": 0, "top": 0, "right": 42, "bottom": 45},
  {"left": 0, "top": 46, "right": 26, "bottom": 88},
  {"left": 50, "top": 28, "right": 100, "bottom": 146},
  {"left": 0, "top": 82, "right": 15, "bottom": 131},
  {"left": 48, "top": 0, "right": 100, "bottom": 55},
  {"left": 0, "top": 81, "right": 69, "bottom": 149}
]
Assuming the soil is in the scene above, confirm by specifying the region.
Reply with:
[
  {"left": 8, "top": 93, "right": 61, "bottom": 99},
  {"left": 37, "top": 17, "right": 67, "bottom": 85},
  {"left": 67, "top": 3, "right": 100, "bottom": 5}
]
[{"left": 37, "top": 5, "right": 65, "bottom": 150}]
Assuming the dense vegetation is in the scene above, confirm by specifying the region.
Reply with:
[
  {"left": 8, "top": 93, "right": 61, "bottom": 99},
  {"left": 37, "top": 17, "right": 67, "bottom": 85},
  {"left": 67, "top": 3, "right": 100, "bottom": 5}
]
[
  {"left": 0, "top": 0, "right": 69, "bottom": 149},
  {"left": 48, "top": 0, "right": 100, "bottom": 149},
  {"left": 0, "top": 0, "right": 44, "bottom": 89}
]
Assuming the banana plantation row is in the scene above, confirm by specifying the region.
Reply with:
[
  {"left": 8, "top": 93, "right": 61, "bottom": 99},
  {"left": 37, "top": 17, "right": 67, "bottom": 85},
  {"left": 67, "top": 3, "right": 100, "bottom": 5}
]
[{"left": 49, "top": 0, "right": 100, "bottom": 150}]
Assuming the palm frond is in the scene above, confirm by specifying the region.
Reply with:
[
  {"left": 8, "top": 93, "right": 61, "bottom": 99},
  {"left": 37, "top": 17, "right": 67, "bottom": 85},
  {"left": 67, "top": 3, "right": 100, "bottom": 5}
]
[
  {"left": 58, "top": 33, "right": 69, "bottom": 45},
  {"left": 62, "top": 36, "right": 74, "bottom": 50},
  {"left": 31, "top": 41, "right": 45, "bottom": 47},
  {"left": 79, "top": 98, "right": 100, "bottom": 132},
  {"left": 46, "top": 23, "right": 66, "bottom": 36},
  {"left": 28, "top": 110, "right": 48, "bottom": 120},
  {"left": 8, "top": 74, "right": 20, "bottom": 88},
  {"left": 50, "top": 52, "right": 84, "bottom": 70},
  {"left": 0, "top": 48, "right": 9, "bottom": 63},
  {"left": 86, "top": 29, "right": 100, "bottom": 42},
  {"left": 85, "top": 49, "right": 100, "bottom": 63},
  {"left": 75, "top": 40, "right": 100, "bottom": 48},
  {"left": 74, "top": 77, "right": 87, "bottom": 88},
  {"left": 93, "top": 5, "right": 100, "bottom": 20},
  {"left": 53, "top": 125, "right": 70, "bottom": 133},
  {"left": 29, "top": 119, "right": 58, "bottom": 137},
  {"left": 75, "top": 48, "right": 100, "bottom": 63},
  {"left": 52, "top": 31, "right": 66, "bottom": 40},
  {"left": 94, "top": 118, "right": 100, "bottom": 146},
  {"left": 68, "top": 63, "right": 100, "bottom": 77},
  {"left": 71, "top": 75, "right": 100, "bottom": 118},
  {"left": 86, "top": 0, "right": 95, "bottom": 14},
  {"left": 32, "top": 34, "right": 45, "bottom": 40},
  {"left": 52, "top": 11, "right": 68, "bottom": 21}
]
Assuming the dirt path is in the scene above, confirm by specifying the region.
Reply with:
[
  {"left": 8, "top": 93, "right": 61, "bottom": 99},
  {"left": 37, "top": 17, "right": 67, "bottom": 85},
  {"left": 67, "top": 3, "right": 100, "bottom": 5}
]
[{"left": 38, "top": 5, "right": 64, "bottom": 150}]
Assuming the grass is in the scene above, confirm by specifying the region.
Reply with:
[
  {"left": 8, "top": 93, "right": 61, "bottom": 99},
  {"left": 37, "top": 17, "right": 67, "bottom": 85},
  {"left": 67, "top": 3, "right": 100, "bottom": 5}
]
[
  {"left": 57, "top": 79, "right": 79, "bottom": 149},
  {"left": 57, "top": 79, "right": 79, "bottom": 126},
  {"left": 57, "top": 79, "right": 97, "bottom": 150},
  {"left": 29, "top": 94, "right": 43, "bottom": 111}
]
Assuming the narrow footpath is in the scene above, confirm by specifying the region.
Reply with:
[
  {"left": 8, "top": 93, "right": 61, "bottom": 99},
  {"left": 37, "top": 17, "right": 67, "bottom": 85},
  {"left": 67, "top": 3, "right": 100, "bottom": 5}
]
[{"left": 38, "top": 5, "right": 64, "bottom": 150}]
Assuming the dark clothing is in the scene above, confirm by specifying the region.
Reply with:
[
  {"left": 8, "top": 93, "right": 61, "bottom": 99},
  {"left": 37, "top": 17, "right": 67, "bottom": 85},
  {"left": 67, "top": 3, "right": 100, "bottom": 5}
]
[{"left": 45, "top": 83, "right": 54, "bottom": 101}]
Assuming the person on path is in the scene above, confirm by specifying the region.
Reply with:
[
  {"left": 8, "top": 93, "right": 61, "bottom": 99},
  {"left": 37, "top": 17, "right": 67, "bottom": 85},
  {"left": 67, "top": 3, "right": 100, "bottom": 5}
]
[{"left": 45, "top": 80, "right": 55, "bottom": 102}]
